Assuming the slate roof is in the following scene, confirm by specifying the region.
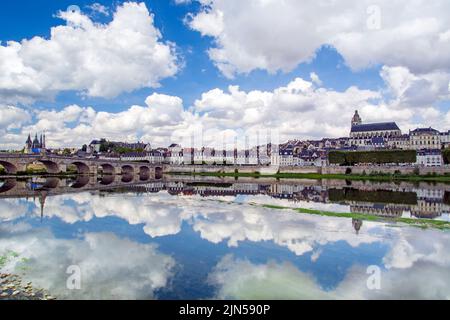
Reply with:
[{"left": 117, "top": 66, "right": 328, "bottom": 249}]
[
  {"left": 279, "top": 149, "right": 293, "bottom": 155},
  {"left": 417, "top": 149, "right": 442, "bottom": 156},
  {"left": 410, "top": 127, "right": 439, "bottom": 134},
  {"left": 351, "top": 122, "right": 400, "bottom": 133}
]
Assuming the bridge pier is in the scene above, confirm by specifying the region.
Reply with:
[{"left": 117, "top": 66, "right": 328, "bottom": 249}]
[
  {"left": 89, "top": 175, "right": 98, "bottom": 185},
  {"left": 90, "top": 165, "right": 98, "bottom": 176},
  {"left": 16, "top": 164, "right": 28, "bottom": 174},
  {"left": 59, "top": 164, "right": 67, "bottom": 173}
]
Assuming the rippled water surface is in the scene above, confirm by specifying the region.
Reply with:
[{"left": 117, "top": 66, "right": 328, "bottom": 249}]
[{"left": 1, "top": 175, "right": 450, "bottom": 299}]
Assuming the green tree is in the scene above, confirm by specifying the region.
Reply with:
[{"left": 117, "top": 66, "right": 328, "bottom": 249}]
[
  {"left": 328, "top": 188, "right": 417, "bottom": 205},
  {"left": 443, "top": 149, "right": 450, "bottom": 164},
  {"left": 328, "top": 150, "right": 417, "bottom": 165},
  {"left": 114, "top": 146, "right": 135, "bottom": 154}
]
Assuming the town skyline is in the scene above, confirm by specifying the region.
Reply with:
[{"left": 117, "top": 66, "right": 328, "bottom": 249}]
[
  {"left": 7, "top": 110, "right": 445, "bottom": 169},
  {"left": 14, "top": 109, "right": 450, "bottom": 152}
]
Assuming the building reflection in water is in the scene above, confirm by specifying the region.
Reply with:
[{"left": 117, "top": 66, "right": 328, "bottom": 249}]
[
  {"left": 350, "top": 204, "right": 407, "bottom": 218},
  {"left": 352, "top": 219, "right": 363, "bottom": 234},
  {"left": 1, "top": 176, "right": 449, "bottom": 228}
]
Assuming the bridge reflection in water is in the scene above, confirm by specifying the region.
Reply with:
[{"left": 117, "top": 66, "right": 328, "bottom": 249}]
[
  {"left": 1, "top": 175, "right": 449, "bottom": 233},
  {"left": 0, "top": 173, "right": 162, "bottom": 196}
]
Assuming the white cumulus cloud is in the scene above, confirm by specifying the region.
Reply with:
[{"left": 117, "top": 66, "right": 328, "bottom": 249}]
[
  {"left": 1, "top": 67, "right": 449, "bottom": 150},
  {"left": 186, "top": 0, "right": 450, "bottom": 78},
  {"left": 0, "top": 2, "right": 179, "bottom": 104}
]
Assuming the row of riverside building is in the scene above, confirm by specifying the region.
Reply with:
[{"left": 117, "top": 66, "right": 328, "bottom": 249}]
[
  {"left": 272, "top": 110, "right": 449, "bottom": 167},
  {"left": 72, "top": 110, "right": 449, "bottom": 167},
  {"left": 97, "top": 143, "right": 272, "bottom": 166}
]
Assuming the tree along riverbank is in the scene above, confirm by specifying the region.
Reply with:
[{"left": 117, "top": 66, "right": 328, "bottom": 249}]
[{"left": 0, "top": 164, "right": 79, "bottom": 177}]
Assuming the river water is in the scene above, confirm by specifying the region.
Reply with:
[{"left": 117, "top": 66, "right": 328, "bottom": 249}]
[{"left": 1, "top": 175, "right": 450, "bottom": 299}]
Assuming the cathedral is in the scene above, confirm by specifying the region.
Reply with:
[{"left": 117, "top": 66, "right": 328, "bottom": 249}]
[
  {"left": 25, "top": 133, "right": 46, "bottom": 154},
  {"left": 349, "top": 110, "right": 402, "bottom": 148}
]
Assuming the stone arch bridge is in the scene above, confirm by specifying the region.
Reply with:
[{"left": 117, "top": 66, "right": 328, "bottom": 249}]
[{"left": 0, "top": 154, "right": 164, "bottom": 177}]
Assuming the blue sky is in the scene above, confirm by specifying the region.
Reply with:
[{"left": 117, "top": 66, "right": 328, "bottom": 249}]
[
  {"left": 0, "top": 0, "right": 449, "bottom": 148},
  {"left": 0, "top": 0, "right": 384, "bottom": 111}
]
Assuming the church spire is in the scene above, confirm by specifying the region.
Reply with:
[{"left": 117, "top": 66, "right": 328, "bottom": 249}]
[
  {"left": 26, "top": 133, "right": 32, "bottom": 145},
  {"left": 33, "top": 134, "right": 39, "bottom": 148},
  {"left": 39, "top": 192, "right": 47, "bottom": 223},
  {"left": 352, "top": 219, "right": 363, "bottom": 234}
]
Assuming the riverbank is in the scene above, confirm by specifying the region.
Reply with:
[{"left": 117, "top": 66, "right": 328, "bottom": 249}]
[
  {"left": 0, "top": 164, "right": 79, "bottom": 177},
  {"left": 0, "top": 273, "right": 55, "bottom": 300},
  {"left": 253, "top": 204, "right": 450, "bottom": 230},
  {"left": 2, "top": 165, "right": 450, "bottom": 182},
  {"left": 0, "top": 251, "right": 55, "bottom": 300},
  {"left": 169, "top": 171, "right": 450, "bottom": 182}
]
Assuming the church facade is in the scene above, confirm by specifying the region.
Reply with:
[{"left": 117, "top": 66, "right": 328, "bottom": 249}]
[{"left": 25, "top": 133, "right": 46, "bottom": 154}]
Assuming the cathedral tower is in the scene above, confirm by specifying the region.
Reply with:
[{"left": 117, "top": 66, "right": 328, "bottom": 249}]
[{"left": 351, "top": 110, "right": 362, "bottom": 126}]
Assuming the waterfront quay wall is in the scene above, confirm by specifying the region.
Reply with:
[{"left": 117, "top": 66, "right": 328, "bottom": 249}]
[
  {"left": 164, "top": 174, "right": 450, "bottom": 192},
  {"left": 321, "top": 165, "right": 450, "bottom": 175},
  {"left": 166, "top": 164, "right": 450, "bottom": 176},
  {"left": 166, "top": 165, "right": 320, "bottom": 174}
]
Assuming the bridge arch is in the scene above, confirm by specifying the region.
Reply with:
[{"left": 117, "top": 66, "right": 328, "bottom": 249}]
[
  {"left": 42, "top": 178, "right": 60, "bottom": 189},
  {"left": 0, "top": 179, "right": 17, "bottom": 193},
  {"left": 99, "top": 163, "right": 115, "bottom": 175},
  {"left": 121, "top": 173, "right": 134, "bottom": 183},
  {"left": 100, "top": 175, "right": 116, "bottom": 185},
  {"left": 155, "top": 166, "right": 163, "bottom": 180},
  {"left": 121, "top": 165, "right": 134, "bottom": 175},
  {"left": 70, "top": 176, "right": 90, "bottom": 188},
  {"left": 139, "top": 166, "right": 150, "bottom": 175},
  {"left": 139, "top": 166, "right": 151, "bottom": 181},
  {"left": 71, "top": 161, "right": 91, "bottom": 175},
  {"left": 38, "top": 160, "right": 61, "bottom": 174},
  {"left": 0, "top": 161, "right": 18, "bottom": 174}
]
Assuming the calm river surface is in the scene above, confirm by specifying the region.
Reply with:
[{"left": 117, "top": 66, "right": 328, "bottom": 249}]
[{"left": 1, "top": 175, "right": 450, "bottom": 299}]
